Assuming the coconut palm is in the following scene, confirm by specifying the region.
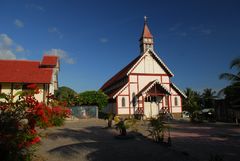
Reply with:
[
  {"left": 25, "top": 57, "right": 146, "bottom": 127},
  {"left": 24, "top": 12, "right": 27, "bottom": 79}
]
[
  {"left": 219, "top": 57, "right": 240, "bottom": 107},
  {"left": 219, "top": 57, "right": 240, "bottom": 83},
  {"left": 219, "top": 57, "right": 240, "bottom": 124},
  {"left": 201, "top": 88, "right": 217, "bottom": 109},
  {"left": 182, "top": 88, "right": 201, "bottom": 113}
]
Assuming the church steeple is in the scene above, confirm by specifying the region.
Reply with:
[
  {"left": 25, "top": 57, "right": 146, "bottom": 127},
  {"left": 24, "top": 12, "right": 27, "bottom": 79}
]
[{"left": 139, "top": 16, "right": 154, "bottom": 54}]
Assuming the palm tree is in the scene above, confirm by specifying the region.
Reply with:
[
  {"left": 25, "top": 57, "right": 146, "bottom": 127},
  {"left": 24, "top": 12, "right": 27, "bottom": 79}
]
[
  {"left": 201, "top": 88, "right": 217, "bottom": 109},
  {"left": 219, "top": 57, "right": 240, "bottom": 83},
  {"left": 219, "top": 57, "right": 240, "bottom": 124},
  {"left": 219, "top": 57, "right": 240, "bottom": 107},
  {"left": 182, "top": 88, "right": 201, "bottom": 113}
]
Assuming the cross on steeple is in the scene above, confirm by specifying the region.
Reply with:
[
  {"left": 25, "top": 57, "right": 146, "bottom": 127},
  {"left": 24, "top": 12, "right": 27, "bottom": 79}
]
[
  {"left": 144, "top": 16, "right": 147, "bottom": 23},
  {"left": 139, "top": 16, "right": 154, "bottom": 54}
]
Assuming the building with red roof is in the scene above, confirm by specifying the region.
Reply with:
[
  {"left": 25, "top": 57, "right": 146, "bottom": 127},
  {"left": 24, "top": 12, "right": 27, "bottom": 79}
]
[
  {"left": 100, "top": 18, "right": 186, "bottom": 118},
  {"left": 0, "top": 55, "right": 59, "bottom": 103}
]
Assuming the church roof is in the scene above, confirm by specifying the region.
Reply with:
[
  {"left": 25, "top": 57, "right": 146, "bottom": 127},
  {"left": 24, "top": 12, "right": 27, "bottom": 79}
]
[
  {"left": 141, "top": 22, "right": 153, "bottom": 39},
  {"left": 137, "top": 80, "right": 171, "bottom": 97},
  {"left": 100, "top": 49, "right": 174, "bottom": 97},
  {"left": 100, "top": 55, "right": 141, "bottom": 91},
  {"left": 171, "top": 83, "right": 187, "bottom": 98}
]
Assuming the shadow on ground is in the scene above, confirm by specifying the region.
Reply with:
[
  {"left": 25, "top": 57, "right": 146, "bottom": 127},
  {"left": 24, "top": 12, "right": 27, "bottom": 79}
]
[
  {"left": 168, "top": 121, "right": 240, "bottom": 161},
  {"left": 45, "top": 124, "right": 193, "bottom": 161}
]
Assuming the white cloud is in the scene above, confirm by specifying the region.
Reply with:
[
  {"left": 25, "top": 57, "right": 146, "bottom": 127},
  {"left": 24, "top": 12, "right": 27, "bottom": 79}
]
[
  {"left": 169, "top": 23, "right": 183, "bottom": 31},
  {"left": 46, "top": 49, "right": 74, "bottom": 64},
  {"left": 16, "top": 45, "right": 24, "bottom": 52},
  {"left": 0, "top": 34, "right": 25, "bottom": 60},
  {"left": 191, "top": 25, "right": 213, "bottom": 36},
  {"left": 48, "top": 27, "right": 63, "bottom": 39},
  {"left": 201, "top": 29, "right": 212, "bottom": 35},
  {"left": 14, "top": 19, "right": 24, "bottom": 28},
  {"left": 176, "top": 32, "right": 188, "bottom": 37},
  {"left": 99, "top": 38, "right": 109, "bottom": 43},
  {"left": 25, "top": 4, "right": 45, "bottom": 12},
  {"left": 169, "top": 23, "right": 213, "bottom": 37}
]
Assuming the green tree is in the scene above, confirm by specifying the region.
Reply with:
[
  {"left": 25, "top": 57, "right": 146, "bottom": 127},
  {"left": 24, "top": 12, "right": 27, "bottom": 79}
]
[
  {"left": 201, "top": 88, "right": 217, "bottom": 109},
  {"left": 219, "top": 57, "right": 240, "bottom": 108},
  {"left": 182, "top": 88, "right": 201, "bottom": 113},
  {"left": 54, "top": 86, "right": 77, "bottom": 106},
  {"left": 77, "top": 90, "right": 108, "bottom": 110}
]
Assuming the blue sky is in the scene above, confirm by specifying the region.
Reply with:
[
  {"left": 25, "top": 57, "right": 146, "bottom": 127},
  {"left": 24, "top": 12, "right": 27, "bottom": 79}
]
[{"left": 0, "top": 0, "right": 240, "bottom": 93}]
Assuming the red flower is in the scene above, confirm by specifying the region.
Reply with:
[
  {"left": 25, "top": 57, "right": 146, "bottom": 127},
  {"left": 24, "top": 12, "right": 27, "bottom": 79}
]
[
  {"left": 37, "top": 109, "right": 44, "bottom": 116},
  {"left": 30, "top": 129, "right": 37, "bottom": 135},
  {"left": 31, "top": 136, "right": 41, "bottom": 144}
]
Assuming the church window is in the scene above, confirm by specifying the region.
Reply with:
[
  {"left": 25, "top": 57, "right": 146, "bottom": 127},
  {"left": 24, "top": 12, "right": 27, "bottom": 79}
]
[
  {"left": 165, "top": 96, "right": 169, "bottom": 107},
  {"left": 132, "top": 92, "right": 137, "bottom": 106},
  {"left": 122, "top": 97, "right": 126, "bottom": 107},
  {"left": 144, "top": 96, "right": 157, "bottom": 102},
  {"left": 174, "top": 97, "right": 178, "bottom": 106}
]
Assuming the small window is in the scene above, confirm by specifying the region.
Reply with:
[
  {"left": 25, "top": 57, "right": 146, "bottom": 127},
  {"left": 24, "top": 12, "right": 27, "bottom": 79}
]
[
  {"left": 144, "top": 96, "right": 157, "bottom": 102},
  {"left": 122, "top": 97, "right": 126, "bottom": 107},
  {"left": 165, "top": 96, "right": 169, "bottom": 107},
  {"left": 132, "top": 92, "right": 137, "bottom": 106},
  {"left": 174, "top": 97, "right": 178, "bottom": 106},
  {"left": 0, "top": 84, "right": 2, "bottom": 93}
]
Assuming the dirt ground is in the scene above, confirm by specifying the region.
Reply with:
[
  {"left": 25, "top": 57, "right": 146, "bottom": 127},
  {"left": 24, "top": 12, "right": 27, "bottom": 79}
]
[{"left": 35, "top": 119, "right": 240, "bottom": 161}]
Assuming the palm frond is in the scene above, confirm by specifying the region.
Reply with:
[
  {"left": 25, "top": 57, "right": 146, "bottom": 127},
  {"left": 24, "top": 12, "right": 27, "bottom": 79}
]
[
  {"left": 219, "top": 73, "right": 239, "bottom": 81},
  {"left": 230, "top": 57, "right": 240, "bottom": 70}
]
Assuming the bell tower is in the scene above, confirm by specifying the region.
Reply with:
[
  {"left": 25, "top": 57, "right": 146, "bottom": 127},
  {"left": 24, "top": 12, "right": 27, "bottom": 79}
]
[{"left": 139, "top": 16, "right": 154, "bottom": 54}]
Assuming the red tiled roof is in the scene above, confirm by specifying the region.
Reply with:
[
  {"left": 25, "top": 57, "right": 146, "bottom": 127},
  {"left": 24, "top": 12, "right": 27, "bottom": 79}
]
[
  {"left": 100, "top": 55, "right": 141, "bottom": 91},
  {"left": 41, "top": 55, "right": 58, "bottom": 66},
  {"left": 107, "top": 82, "right": 128, "bottom": 98},
  {"left": 0, "top": 60, "right": 53, "bottom": 83},
  {"left": 141, "top": 23, "right": 153, "bottom": 39}
]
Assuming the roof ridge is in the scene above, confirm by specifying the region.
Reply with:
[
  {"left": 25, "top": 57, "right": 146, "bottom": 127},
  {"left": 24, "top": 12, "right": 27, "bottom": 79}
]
[{"left": 0, "top": 59, "right": 40, "bottom": 63}]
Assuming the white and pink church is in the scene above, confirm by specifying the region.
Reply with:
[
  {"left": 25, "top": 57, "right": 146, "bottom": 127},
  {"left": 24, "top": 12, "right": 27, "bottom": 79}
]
[{"left": 101, "top": 19, "right": 186, "bottom": 118}]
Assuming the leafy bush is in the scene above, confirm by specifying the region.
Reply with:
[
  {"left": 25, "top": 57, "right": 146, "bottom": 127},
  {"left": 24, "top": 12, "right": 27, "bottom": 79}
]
[
  {"left": 114, "top": 117, "right": 137, "bottom": 136},
  {"left": 148, "top": 114, "right": 170, "bottom": 143},
  {"left": 0, "top": 84, "right": 70, "bottom": 161},
  {"left": 190, "top": 111, "right": 204, "bottom": 123},
  {"left": 77, "top": 90, "right": 108, "bottom": 111}
]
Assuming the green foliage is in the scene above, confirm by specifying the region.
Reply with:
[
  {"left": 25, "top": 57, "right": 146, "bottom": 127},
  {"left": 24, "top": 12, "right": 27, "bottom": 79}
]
[
  {"left": 54, "top": 86, "right": 77, "bottom": 106},
  {"left": 219, "top": 57, "right": 240, "bottom": 109},
  {"left": 190, "top": 111, "right": 204, "bottom": 123},
  {"left": 201, "top": 88, "right": 217, "bottom": 109},
  {"left": 115, "top": 119, "right": 127, "bottom": 136},
  {"left": 125, "top": 118, "right": 138, "bottom": 132},
  {"left": 0, "top": 85, "right": 70, "bottom": 161},
  {"left": 182, "top": 88, "right": 201, "bottom": 113},
  {"left": 148, "top": 114, "right": 170, "bottom": 143},
  {"left": 77, "top": 90, "right": 108, "bottom": 110}
]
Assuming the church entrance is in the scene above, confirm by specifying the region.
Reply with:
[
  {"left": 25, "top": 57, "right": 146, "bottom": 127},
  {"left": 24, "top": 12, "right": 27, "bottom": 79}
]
[{"left": 144, "top": 95, "right": 162, "bottom": 118}]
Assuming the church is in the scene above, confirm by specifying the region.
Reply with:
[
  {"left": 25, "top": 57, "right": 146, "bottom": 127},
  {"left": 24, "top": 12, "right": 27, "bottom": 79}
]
[{"left": 101, "top": 18, "right": 186, "bottom": 118}]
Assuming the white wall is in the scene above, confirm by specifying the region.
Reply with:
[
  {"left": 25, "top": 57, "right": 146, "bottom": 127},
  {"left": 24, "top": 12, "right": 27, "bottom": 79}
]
[
  {"left": 131, "top": 53, "right": 167, "bottom": 74},
  {"left": 0, "top": 83, "right": 45, "bottom": 102}
]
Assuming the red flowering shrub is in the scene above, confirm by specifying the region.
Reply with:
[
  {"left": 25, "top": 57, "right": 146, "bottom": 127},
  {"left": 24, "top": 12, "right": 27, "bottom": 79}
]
[{"left": 0, "top": 84, "right": 70, "bottom": 161}]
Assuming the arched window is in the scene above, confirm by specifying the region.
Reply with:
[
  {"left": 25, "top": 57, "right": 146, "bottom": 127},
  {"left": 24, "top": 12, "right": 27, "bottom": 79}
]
[
  {"left": 174, "top": 97, "right": 178, "bottom": 106},
  {"left": 165, "top": 96, "right": 169, "bottom": 107},
  {"left": 122, "top": 97, "right": 126, "bottom": 107},
  {"left": 132, "top": 92, "right": 137, "bottom": 107}
]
